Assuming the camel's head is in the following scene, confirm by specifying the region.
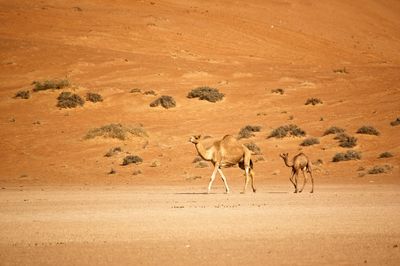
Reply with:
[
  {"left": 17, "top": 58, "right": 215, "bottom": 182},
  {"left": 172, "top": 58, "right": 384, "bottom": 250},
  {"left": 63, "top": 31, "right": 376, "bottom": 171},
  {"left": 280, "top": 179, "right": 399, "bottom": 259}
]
[
  {"left": 279, "top": 153, "right": 289, "bottom": 159},
  {"left": 189, "top": 135, "right": 202, "bottom": 144}
]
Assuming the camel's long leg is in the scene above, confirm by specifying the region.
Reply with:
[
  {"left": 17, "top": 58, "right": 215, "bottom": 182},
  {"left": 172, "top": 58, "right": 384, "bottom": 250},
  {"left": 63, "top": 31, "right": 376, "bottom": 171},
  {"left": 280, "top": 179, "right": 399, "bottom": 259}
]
[
  {"left": 208, "top": 164, "right": 219, "bottom": 194},
  {"left": 250, "top": 169, "right": 256, "bottom": 193},
  {"left": 217, "top": 168, "right": 230, "bottom": 194},
  {"left": 293, "top": 172, "right": 299, "bottom": 193},
  {"left": 289, "top": 171, "right": 297, "bottom": 192},
  {"left": 241, "top": 167, "right": 250, "bottom": 194},
  {"left": 299, "top": 170, "right": 308, "bottom": 193},
  {"left": 309, "top": 170, "right": 314, "bottom": 193}
]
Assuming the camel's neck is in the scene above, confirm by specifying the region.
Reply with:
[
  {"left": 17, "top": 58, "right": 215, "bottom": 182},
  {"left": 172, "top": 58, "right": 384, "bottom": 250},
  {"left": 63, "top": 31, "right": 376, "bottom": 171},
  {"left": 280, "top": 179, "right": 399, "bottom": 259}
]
[
  {"left": 194, "top": 142, "right": 213, "bottom": 161},
  {"left": 282, "top": 157, "right": 293, "bottom": 168}
]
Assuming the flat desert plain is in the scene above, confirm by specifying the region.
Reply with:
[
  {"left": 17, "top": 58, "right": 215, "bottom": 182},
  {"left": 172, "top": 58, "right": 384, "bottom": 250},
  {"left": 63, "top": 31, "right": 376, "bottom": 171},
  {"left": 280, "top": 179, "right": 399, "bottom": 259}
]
[{"left": 0, "top": 0, "right": 399, "bottom": 265}]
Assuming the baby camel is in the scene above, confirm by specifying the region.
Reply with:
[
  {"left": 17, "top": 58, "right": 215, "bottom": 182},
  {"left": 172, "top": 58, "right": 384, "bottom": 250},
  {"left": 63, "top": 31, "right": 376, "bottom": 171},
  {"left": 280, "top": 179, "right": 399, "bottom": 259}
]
[
  {"left": 279, "top": 152, "right": 314, "bottom": 193},
  {"left": 190, "top": 135, "right": 256, "bottom": 194}
]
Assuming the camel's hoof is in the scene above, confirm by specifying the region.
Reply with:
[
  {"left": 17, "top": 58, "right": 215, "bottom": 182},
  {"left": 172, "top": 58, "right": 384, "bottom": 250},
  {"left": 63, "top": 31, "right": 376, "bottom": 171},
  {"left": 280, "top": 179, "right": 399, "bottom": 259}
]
[
  {"left": 225, "top": 190, "right": 230, "bottom": 194},
  {"left": 253, "top": 189, "right": 257, "bottom": 193},
  {"left": 294, "top": 191, "right": 298, "bottom": 193},
  {"left": 299, "top": 190, "right": 303, "bottom": 193},
  {"left": 240, "top": 191, "right": 245, "bottom": 194},
  {"left": 310, "top": 191, "right": 314, "bottom": 193}
]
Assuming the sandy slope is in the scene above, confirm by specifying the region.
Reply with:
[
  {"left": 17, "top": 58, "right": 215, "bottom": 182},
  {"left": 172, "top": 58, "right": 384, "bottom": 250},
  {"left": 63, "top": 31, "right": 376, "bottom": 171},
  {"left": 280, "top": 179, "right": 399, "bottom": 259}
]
[{"left": 1, "top": 185, "right": 400, "bottom": 265}]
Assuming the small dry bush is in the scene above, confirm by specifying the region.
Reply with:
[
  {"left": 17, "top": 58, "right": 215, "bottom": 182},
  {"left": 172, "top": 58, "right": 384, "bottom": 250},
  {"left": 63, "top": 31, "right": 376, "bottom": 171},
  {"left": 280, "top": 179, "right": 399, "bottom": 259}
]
[
  {"left": 379, "top": 152, "right": 393, "bottom": 158},
  {"left": 356, "top": 126, "right": 380, "bottom": 136},
  {"left": 32, "top": 79, "right": 70, "bottom": 92},
  {"left": 85, "top": 123, "right": 148, "bottom": 140},
  {"left": 187, "top": 87, "right": 224, "bottom": 102},
  {"left": 271, "top": 88, "right": 284, "bottom": 94},
  {"left": 14, "top": 90, "right": 30, "bottom": 99},
  {"left": 368, "top": 165, "right": 392, "bottom": 175},
  {"left": 305, "top": 98, "right": 323, "bottom": 105},
  {"left": 390, "top": 117, "right": 400, "bottom": 126},
  {"left": 122, "top": 155, "right": 143, "bottom": 166},
  {"left": 300, "top": 137, "right": 320, "bottom": 146},
  {"left": 150, "top": 95, "right": 176, "bottom": 109},
  {"left": 333, "top": 68, "right": 348, "bottom": 74},
  {"left": 238, "top": 125, "right": 262, "bottom": 139},
  {"left": 323, "top": 126, "right": 345, "bottom": 136},
  {"left": 57, "top": 92, "right": 84, "bottom": 108},
  {"left": 335, "top": 133, "right": 357, "bottom": 148},
  {"left": 104, "top": 147, "right": 122, "bottom": 157},
  {"left": 86, "top": 92, "right": 103, "bottom": 103},
  {"left": 244, "top": 142, "right": 262, "bottom": 155},
  {"left": 268, "top": 124, "right": 306, "bottom": 138},
  {"left": 144, "top": 90, "right": 157, "bottom": 96},
  {"left": 332, "top": 150, "right": 361, "bottom": 162}
]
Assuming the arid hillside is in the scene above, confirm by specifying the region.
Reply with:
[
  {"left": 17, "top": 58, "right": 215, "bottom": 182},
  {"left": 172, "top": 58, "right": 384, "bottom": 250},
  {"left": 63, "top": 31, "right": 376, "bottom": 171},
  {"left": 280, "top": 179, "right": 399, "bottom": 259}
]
[{"left": 0, "top": 0, "right": 399, "bottom": 187}]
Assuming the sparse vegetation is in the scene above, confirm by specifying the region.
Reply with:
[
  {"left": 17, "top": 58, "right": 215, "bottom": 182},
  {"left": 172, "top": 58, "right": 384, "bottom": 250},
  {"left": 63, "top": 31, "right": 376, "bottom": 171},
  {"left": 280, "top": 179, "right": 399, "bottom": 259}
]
[
  {"left": 122, "top": 155, "right": 143, "bottom": 166},
  {"left": 333, "top": 67, "right": 348, "bottom": 74},
  {"left": 57, "top": 92, "right": 84, "bottom": 108},
  {"left": 244, "top": 142, "right": 262, "bottom": 155},
  {"left": 271, "top": 88, "right": 284, "bottom": 94},
  {"left": 108, "top": 168, "right": 116, "bottom": 175},
  {"left": 356, "top": 126, "right": 380, "bottom": 136},
  {"left": 144, "top": 90, "right": 157, "bottom": 96},
  {"left": 86, "top": 92, "right": 103, "bottom": 103},
  {"left": 150, "top": 95, "right": 176, "bottom": 109},
  {"left": 238, "top": 125, "right": 262, "bottom": 139},
  {"left": 390, "top": 117, "right": 400, "bottom": 126},
  {"left": 85, "top": 123, "right": 148, "bottom": 140},
  {"left": 195, "top": 161, "right": 208, "bottom": 168},
  {"left": 368, "top": 165, "right": 392, "bottom": 175},
  {"left": 335, "top": 133, "right": 357, "bottom": 148},
  {"left": 187, "top": 86, "right": 224, "bottom": 102},
  {"left": 305, "top": 98, "right": 323, "bottom": 105},
  {"left": 130, "top": 88, "right": 141, "bottom": 94},
  {"left": 323, "top": 126, "right": 345, "bottom": 136},
  {"left": 300, "top": 137, "right": 320, "bottom": 146},
  {"left": 104, "top": 147, "right": 122, "bottom": 157},
  {"left": 14, "top": 90, "right": 30, "bottom": 99},
  {"left": 332, "top": 150, "right": 361, "bottom": 162},
  {"left": 379, "top": 152, "right": 393, "bottom": 158},
  {"left": 268, "top": 124, "right": 306, "bottom": 138},
  {"left": 32, "top": 79, "right": 70, "bottom": 92}
]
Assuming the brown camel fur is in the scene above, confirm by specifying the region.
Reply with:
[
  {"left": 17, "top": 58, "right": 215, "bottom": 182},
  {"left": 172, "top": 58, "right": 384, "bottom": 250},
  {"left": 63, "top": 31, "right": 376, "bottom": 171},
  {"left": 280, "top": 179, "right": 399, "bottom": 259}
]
[
  {"left": 190, "top": 135, "right": 256, "bottom": 194},
  {"left": 279, "top": 152, "right": 314, "bottom": 193}
]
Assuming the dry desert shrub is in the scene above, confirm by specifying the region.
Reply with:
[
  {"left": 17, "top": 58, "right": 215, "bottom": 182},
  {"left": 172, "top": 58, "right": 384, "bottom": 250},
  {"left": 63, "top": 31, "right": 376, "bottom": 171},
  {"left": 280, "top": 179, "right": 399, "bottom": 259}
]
[
  {"left": 379, "top": 152, "right": 393, "bottom": 158},
  {"left": 187, "top": 86, "right": 224, "bottom": 102},
  {"left": 332, "top": 150, "right": 361, "bottom": 162},
  {"left": 86, "top": 92, "right": 103, "bottom": 103},
  {"left": 122, "top": 155, "right": 143, "bottom": 166},
  {"left": 32, "top": 79, "right": 70, "bottom": 92},
  {"left": 271, "top": 88, "right": 285, "bottom": 94},
  {"left": 130, "top": 88, "right": 141, "bottom": 94},
  {"left": 268, "top": 124, "right": 306, "bottom": 138},
  {"left": 333, "top": 67, "right": 348, "bottom": 74},
  {"left": 238, "top": 125, "right": 262, "bottom": 139},
  {"left": 323, "top": 126, "right": 345, "bottom": 136},
  {"left": 104, "top": 147, "right": 122, "bottom": 157},
  {"left": 14, "top": 90, "right": 30, "bottom": 99},
  {"left": 300, "top": 137, "right": 320, "bottom": 146},
  {"left": 368, "top": 165, "right": 392, "bottom": 175},
  {"left": 57, "top": 92, "right": 84, "bottom": 108},
  {"left": 356, "top": 126, "right": 380, "bottom": 136},
  {"left": 305, "top": 98, "right": 323, "bottom": 105},
  {"left": 244, "top": 142, "right": 262, "bottom": 155},
  {"left": 390, "top": 117, "right": 400, "bottom": 126},
  {"left": 334, "top": 133, "right": 357, "bottom": 148},
  {"left": 150, "top": 95, "right": 176, "bottom": 109},
  {"left": 85, "top": 123, "right": 148, "bottom": 140},
  {"left": 144, "top": 90, "right": 157, "bottom": 96}
]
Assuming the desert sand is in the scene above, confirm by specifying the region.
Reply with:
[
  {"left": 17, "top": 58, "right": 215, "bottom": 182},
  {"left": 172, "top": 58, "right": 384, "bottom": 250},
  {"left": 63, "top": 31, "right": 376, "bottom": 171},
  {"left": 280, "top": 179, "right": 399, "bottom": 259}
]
[{"left": 0, "top": 0, "right": 399, "bottom": 265}]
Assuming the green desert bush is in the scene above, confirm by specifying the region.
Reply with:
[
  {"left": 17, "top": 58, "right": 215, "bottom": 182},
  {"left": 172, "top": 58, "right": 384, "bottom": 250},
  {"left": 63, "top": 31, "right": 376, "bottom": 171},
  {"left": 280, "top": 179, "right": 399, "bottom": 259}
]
[
  {"left": 238, "top": 125, "right": 262, "bottom": 139},
  {"left": 379, "top": 152, "right": 393, "bottom": 158},
  {"left": 244, "top": 142, "right": 262, "bottom": 155},
  {"left": 390, "top": 117, "right": 400, "bottom": 126},
  {"left": 187, "top": 86, "right": 224, "bottom": 102},
  {"left": 323, "top": 126, "right": 345, "bottom": 136},
  {"left": 122, "top": 155, "right": 143, "bottom": 166},
  {"left": 57, "top": 92, "right": 84, "bottom": 108},
  {"left": 305, "top": 98, "right": 323, "bottom": 105},
  {"left": 150, "top": 95, "right": 176, "bottom": 109},
  {"left": 335, "top": 133, "right": 357, "bottom": 148},
  {"left": 356, "top": 126, "right": 380, "bottom": 136},
  {"left": 85, "top": 123, "right": 148, "bottom": 140},
  {"left": 32, "top": 79, "right": 70, "bottom": 92},
  {"left": 300, "top": 137, "right": 320, "bottom": 146},
  {"left": 14, "top": 90, "right": 30, "bottom": 99},
  {"left": 271, "top": 88, "right": 284, "bottom": 94},
  {"left": 86, "top": 92, "right": 103, "bottom": 103},
  {"left": 332, "top": 150, "right": 361, "bottom": 162},
  {"left": 268, "top": 124, "right": 306, "bottom": 138}
]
